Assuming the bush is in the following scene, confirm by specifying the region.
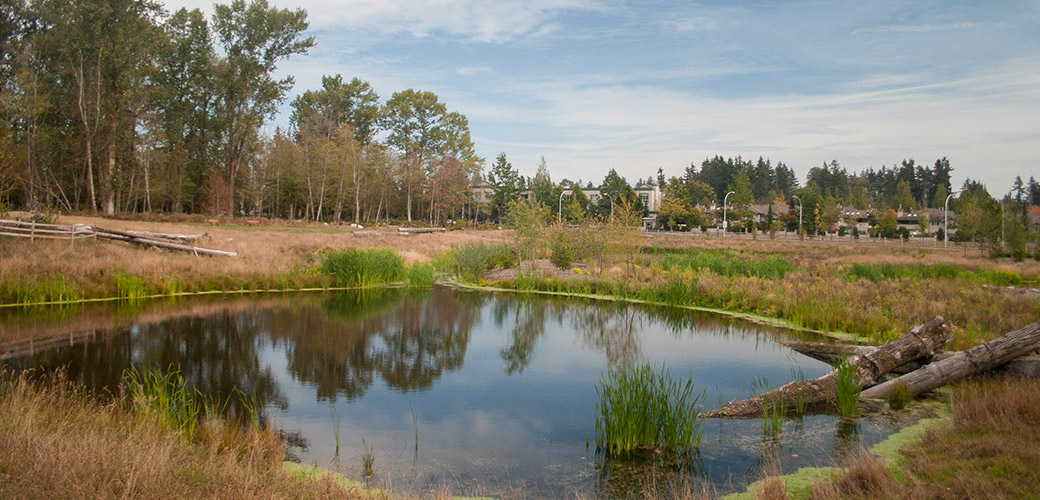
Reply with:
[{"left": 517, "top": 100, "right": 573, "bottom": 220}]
[
  {"left": 548, "top": 228, "right": 580, "bottom": 269},
  {"left": 320, "top": 247, "right": 405, "bottom": 287},
  {"left": 451, "top": 242, "right": 515, "bottom": 282}
]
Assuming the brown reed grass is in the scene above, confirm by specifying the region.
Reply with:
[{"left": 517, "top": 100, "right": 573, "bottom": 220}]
[{"left": 0, "top": 369, "right": 361, "bottom": 499}]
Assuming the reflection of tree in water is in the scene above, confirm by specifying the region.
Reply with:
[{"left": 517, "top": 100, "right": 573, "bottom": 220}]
[
  {"left": 273, "top": 287, "right": 481, "bottom": 401},
  {"left": 572, "top": 303, "right": 643, "bottom": 367},
  {"left": 492, "top": 294, "right": 569, "bottom": 374},
  {"left": 7, "top": 305, "right": 288, "bottom": 421}
]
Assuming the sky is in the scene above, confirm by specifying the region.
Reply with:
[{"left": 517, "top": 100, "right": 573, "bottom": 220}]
[{"left": 161, "top": 0, "right": 1040, "bottom": 195}]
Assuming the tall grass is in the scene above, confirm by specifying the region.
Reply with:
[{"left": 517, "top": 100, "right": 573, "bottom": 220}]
[
  {"left": 320, "top": 247, "right": 406, "bottom": 287},
  {"left": 595, "top": 364, "right": 704, "bottom": 456},
  {"left": 0, "top": 369, "right": 352, "bottom": 498},
  {"left": 124, "top": 366, "right": 207, "bottom": 442},
  {"left": 115, "top": 269, "right": 149, "bottom": 302},
  {"left": 446, "top": 242, "right": 516, "bottom": 282},
  {"left": 846, "top": 262, "right": 1024, "bottom": 286},
  {"left": 834, "top": 359, "right": 861, "bottom": 418},
  {"left": 11, "top": 273, "right": 81, "bottom": 305},
  {"left": 752, "top": 376, "right": 787, "bottom": 438},
  {"left": 659, "top": 249, "right": 795, "bottom": 280}
]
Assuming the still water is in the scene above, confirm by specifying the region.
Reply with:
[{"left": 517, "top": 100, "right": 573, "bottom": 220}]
[{"left": 2, "top": 287, "right": 898, "bottom": 497}]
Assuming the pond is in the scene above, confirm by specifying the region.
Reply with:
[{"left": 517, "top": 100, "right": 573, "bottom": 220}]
[{"left": 1, "top": 287, "right": 901, "bottom": 497}]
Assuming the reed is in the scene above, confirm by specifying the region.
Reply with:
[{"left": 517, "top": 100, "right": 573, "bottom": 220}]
[
  {"left": 406, "top": 262, "right": 434, "bottom": 287},
  {"left": 595, "top": 364, "right": 704, "bottom": 456},
  {"left": 886, "top": 381, "right": 913, "bottom": 411},
  {"left": 752, "top": 376, "right": 787, "bottom": 437},
  {"left": 115, "top": 269, "right": 149, "bottom": 302},
  {"left": 123, "top": 366, "right": 204, "bottom": 442},
  {"left": 834, "top": 359, "right": 861, "bottom": 418},
  {"left": 320, "top": 247, "right": 406, "bottom": 287}
]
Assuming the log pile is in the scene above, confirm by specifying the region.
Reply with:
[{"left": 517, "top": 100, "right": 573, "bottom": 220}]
[
  {"left": 0, "top": 219, "right": 235, "bottom": 257},
  {"left": 704, "top": 316, "right": 1040, "bottom": 419},
  {"left": 92, "top": 226, "right": 235, "bottom": 257}
]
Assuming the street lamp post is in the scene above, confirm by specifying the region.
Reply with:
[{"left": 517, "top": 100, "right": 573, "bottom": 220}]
[
  {"left": 722, "top": 191, "right": 735, "bottom": 237},
  {"left": 944, "top": 192, "right": 958, "bottom": 248},
  {"left": 602, "top": 192, "right": 614, "bottom": 221},
  {"left": 558, "top": 190, "right": 569, "bottom": 224},
  {"left": 792, "top": 195, "right": 803, "bottom": 236}
]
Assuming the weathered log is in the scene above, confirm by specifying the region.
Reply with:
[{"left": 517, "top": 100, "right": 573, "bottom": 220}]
[
  {"left": 397, "top": 227, "right": 445, "bottom": 233},
  {"left": 94, "top": 229, "right": 236, "bottom": 257},
  {"left": 861, "top": 319, "right": 1040, "bottom": 400},
  {"left": 782, "top": 341, "right": 952, "bottom": 375},
  {"left": 783, "top": 340, "right": 1040, "bottom": 378},
  {"left": 122, "top": 229, "right": 207, "bottom": 242},
  {"left": 703, "top": 316, "right": 951, "bottom": 418}
]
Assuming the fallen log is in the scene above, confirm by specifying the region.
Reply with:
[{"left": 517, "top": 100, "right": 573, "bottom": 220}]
[
  {"left": 703, "top": 316, "right": 951, "bottom": 418},
  {"left": 121, "top": 229, "right": 207, "bottom": 242},
  {"left": 861, "top": 319, "right": 1040, "bottom": 400},
  {"left": 782, "top": 340, "right": 951, "bottom": 375},
  {"left": 93, "top": 228, "right": 236, "bottom": 257},
  {"left": 398, "top": 227, "right": 445, "bottom": 233},
  {"left": 785, "top": 340, "right": 1040, "bottom": 379}
]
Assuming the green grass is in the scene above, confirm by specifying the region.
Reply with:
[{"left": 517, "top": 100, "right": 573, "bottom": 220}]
[
  {"left": 445, "top": 242, "right": 516, "bottom": 282},
  {"left": 115, "top": 269, "right": 149, "bottom": 302},
  {"left": 123, "top": 366, "right": 206, "bottom": 442},
  {"left": 846, "top": 262, "right": 1024, "bottom": 286},
  {"left": 406, "top": 262, "right": 434, "bottom": 287},
  {"left": 658, "top": 249, "right": 795, "bottom": 280},
  {"left": 9, "top": 274, "right": 81, "bottom": 305},
  {"left": 595, "top": 364, "right": 704, "bottom": 456},
  {"left": 834, "top": 359, "right": 861, "bottom": 418},
  {"left": 319, "top": 247, "right": 406, "bottom": 287},
  {"left": 753, "top": 376, "right": 787, "bottom": 438}
]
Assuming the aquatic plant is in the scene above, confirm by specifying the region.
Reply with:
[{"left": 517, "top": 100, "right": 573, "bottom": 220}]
[
  {"left": 115, "top": 269, "right": 149, "bottom": 302},
  {"left": 406, "top": 262, "right": 434, "bottom": 287},
  {"left": 124, "top": 366, "right": 204, "bottom": 442},
  {"left": 753, "top": 376, "right": 787, "bottom": 437},
  {"left": 361, "top": 439, "right": 375, "bottom": 479},
  {"left": 320, "top": 247, "right": 406, "bottom": 287},
  {"left": 595, "top": 364, "right": 704, "bottom": 456},
  {"left": 834, "top": 359, "right": 861, "bottom": 418},
  {"left": 887, "top": 381, "right": 913, "bottom": 411}
]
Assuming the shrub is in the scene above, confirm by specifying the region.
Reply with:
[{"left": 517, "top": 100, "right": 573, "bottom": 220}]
[{"left": 451, "top": 242, "right": 515, "bottom": 282}]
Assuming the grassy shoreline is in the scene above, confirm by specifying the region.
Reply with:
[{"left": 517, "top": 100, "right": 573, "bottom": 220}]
[{"left": 3, "top": 217, "right": 1040, "bottom": 498}]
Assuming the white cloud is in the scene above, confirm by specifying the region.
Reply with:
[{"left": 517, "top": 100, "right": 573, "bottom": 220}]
[
  {"left": 852, "top": 22, "right": 979, "bottom": 35},
  {"left": 159, "top": 0, "right": 602, "bottom": 43}
]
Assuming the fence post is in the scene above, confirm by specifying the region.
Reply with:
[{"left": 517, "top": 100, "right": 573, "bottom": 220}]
[{"left": 30, "top": 220, "right": 35, "bottom": 242}]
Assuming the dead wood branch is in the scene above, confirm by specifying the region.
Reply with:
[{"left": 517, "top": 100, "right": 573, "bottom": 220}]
[
  {"left": 703, "top": 316, "right": 951, "bottom": 418},
  {"left": 861, "top": 319, "right": 1040, "bottom": 400}
]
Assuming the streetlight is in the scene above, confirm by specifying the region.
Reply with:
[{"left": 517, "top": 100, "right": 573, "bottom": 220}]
[
  {"left": 601, "top": 192, "right": 614, "bottom": 221},
  {"left": 944, "top": 191, "right": 959, "bottom": 248},
  {"left": 722, "top": 191, "right": 735, "bottom": 237},
  {"left": 792, "top": 195, "right": 803, "bottom": 236},
  {"left": 558, "top": 190, "right": 569, "bottom": 224}
]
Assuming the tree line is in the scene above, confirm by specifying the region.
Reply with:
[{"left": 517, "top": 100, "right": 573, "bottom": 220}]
[
  {"left": 1, "top": 0, "right": 1038, "bottom": 252},
  {"left": 0, "top": 0, "right": 480, "bottom": 224}
]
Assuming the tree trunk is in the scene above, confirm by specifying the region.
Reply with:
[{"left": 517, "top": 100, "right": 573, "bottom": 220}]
[
  {"left": 861, "top": 319, "right": 1040, "bottom": 400},
  {"left": 703, "top": 316, "right": 951, "bottom": 418}
]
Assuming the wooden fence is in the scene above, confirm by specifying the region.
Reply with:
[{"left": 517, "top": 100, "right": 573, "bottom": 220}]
[
  {"left": 0, "top": 219, "right": 95, "bottom": 243},
  {"left": 0, "top": 219, "right": 235, "bottom": 256}
]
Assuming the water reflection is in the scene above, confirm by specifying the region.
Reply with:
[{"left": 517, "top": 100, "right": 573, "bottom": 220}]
[
  {"left": 273, "top": 288, "right": 478, "bottom": 400},
  {"left": 0, "top": 287, "right": 899, "bottom": 498}
]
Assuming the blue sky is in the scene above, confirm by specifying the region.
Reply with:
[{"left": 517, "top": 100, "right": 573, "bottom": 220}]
[{"left": 164, "top": 0, "right": 1040, "bottom": 195}]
